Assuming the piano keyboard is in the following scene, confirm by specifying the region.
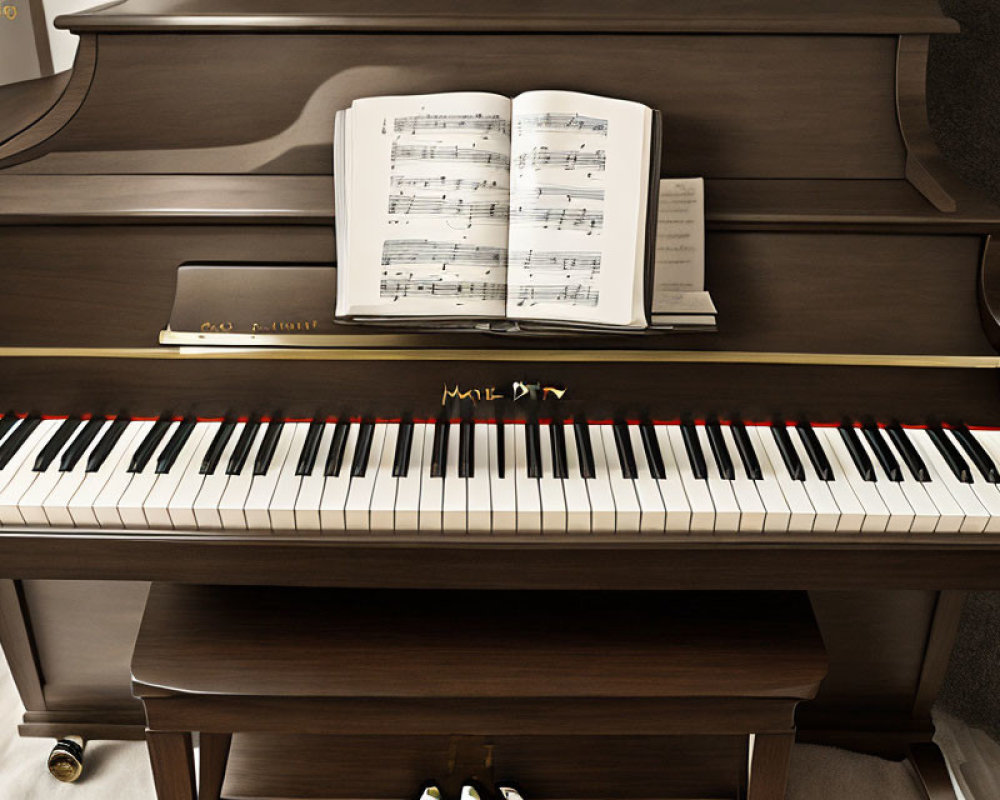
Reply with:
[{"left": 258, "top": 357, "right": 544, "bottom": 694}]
[{"left": 0, "top": 413, "right": 999, "bottom": 535}]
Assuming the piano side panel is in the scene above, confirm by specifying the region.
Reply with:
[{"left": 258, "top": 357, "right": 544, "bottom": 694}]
[
  {"left": 4, "top": 33, "right": 904, "bottom": 178},
  {"left": 0, "top": 227, "right": 989, "bottom": 355}
]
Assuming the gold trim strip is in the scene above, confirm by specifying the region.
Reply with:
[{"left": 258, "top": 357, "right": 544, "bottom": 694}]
[{"left": 0, "top": 346, "right": 996, "bottom": 367}]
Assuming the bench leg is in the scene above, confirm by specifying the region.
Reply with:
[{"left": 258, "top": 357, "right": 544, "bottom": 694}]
[
  {"left": 200, "top": 733, "right": 233, "bottom": 800},
  {"left": 146, "top": 731, "right": 196, "bottom": 800},
  {"left": 749, "top": 732, "right": 794, "bottom": 800}
]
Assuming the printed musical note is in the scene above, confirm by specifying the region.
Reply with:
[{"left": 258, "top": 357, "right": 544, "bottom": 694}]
[
  {"left": 523, "top": 184, "right": 605, "bottom": 202},
  {"left": 387, "top": 196, "right": 510, "bottom": 224},
  {"left": 393, "top": 114, "right": 511, "bottom": 137},
  {"left": 509, "top": 250, "right": 602, "bottom": 272},
  {"left": 516, "top": 146, "right": 606, "bottom": 172},
  {"left": 391, "top": 143, "right": 510, "bottom": 168},
  {"left": 511, "top": 284, "right": 600, "bottom": 307},
  {"left": 380, "top": 278, "right": 507, "bottom": 302},
  {"left": 389, "top": 176, "right": 508, "bottom": 192},
  {"left": 510, "top": 206, "right": 603, "bottom": 233},
  {"left": 517, "top": 113, "right": 608, "bottom": 135},
  {"left": 381, "top": 239, "right": 507, "bottom": 268}
]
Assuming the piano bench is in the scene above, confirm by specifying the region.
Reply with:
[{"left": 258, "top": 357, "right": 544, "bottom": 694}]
[{"left": 131, "top": 586, "right": 827, "bottom": 800}]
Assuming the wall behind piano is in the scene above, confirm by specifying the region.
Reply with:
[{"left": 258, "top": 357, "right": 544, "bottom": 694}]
[{"left": 0, "top": 0, "right": 90, "bottom": 87}]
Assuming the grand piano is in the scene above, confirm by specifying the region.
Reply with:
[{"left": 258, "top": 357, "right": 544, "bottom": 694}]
[{"left": 1, "top": 1, "right": 999, "bottom": 798}]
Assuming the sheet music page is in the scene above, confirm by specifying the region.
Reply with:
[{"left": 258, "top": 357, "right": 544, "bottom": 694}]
[
  {"left": 339, "top": 92, "right": 512, "bottom": 318},
  {"left": 506, "top": 91, "right": 652, "bottom": 327}
]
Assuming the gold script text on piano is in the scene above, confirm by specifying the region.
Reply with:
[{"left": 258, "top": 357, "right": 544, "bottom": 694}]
[
  {"left": 1, "top": 5, "right": 17, "bottom": 20},
  {"left": 442, "top": 382, "right": 567, "bottom": 406}
]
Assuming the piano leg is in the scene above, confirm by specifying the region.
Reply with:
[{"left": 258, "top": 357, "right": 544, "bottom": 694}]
[
  {"left": 748, "top": 733, "right": 794, "bottom": 800},
  {"left": 146, "top": 730, "right": 196, "bottom": 800},
  {"left": 909, "top": 743, "right": 959, "bottom": 800}
]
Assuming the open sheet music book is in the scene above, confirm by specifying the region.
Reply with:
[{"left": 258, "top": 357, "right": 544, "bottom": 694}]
[{"left": 334, "top": 91, "right": 662, "bottom": 332}]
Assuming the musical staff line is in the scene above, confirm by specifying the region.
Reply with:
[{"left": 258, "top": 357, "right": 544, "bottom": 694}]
[
  {"left": 510, "top": 207, "right": 603, "bottom": 233},
  {"left": 389, "top": 176, "right": 508, "bottom": 192},
  {"left": 509, "top": 250, "right": 602, "bottom": 271},
  {"left": 512, "top": 283, "right": 600, "bottom": 307},
  {"left": 391, "top": 143, "right": 510, "bottom": 167},
  {"left": 387, "top": 196, "right": 510, "bottom": 222},
  {"left": 380, "top": 279, "right": 507, "bottom": 301},
  {"left": 381, "top": 239, "right": 507, "bottom": 268},
  {"left": 517, "top": 146, "right": 606, "bottom": 171},
  {"left": 517, "top": 113, "right": 608, "bottom": 135},
  {"left": 393, "top": 114, "right": 510, "bottom": 136},
  {"left": 518, "top": 184, "right": 606, "bottom": 202}
]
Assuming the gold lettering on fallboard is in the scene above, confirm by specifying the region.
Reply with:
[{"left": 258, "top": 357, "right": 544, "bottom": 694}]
[{"left": 2, "top": 6, "right": 17, "bottom": 21}]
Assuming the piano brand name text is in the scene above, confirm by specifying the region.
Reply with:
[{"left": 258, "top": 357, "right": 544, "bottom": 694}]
[
  {"left": 199, "top": 320, "right": 320, "bottom": 333},
  {"left": 442, "top": 382, "right": 567, "bottom": 406},
  {"left": 1, "top": 5, "right": 17, "bottom": 20}
]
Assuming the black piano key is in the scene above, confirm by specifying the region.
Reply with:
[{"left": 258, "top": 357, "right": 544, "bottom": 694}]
[
  {"left": 34, "top": 417, "right": 82, "bottom": 472},
  {"left": 59, "top": 416, "right": 106, "bottom": 472},
  {"left": 227, "top": 417, "right": 261, "bottom": 475},
  {"left": 862, "top": 424, "right": 903, "bottom": 482},
  {"left": 201, "top": 419, "right": 237, "bottom": 475},
  {"left": 730, "top": 421, "right": 762, "bottom": 481},
  {"left": 771, "top": 423, "right": 804, "bottom": 481},
  {"left": 129, "top": 416, "right": 172, "bottom": 473},
  {"left": 838, "top": 424, "right": 875, "bottom": 482},
  {"left": 612, "top": 421, "right": 638, "bottom": 479},
  {"left": 639, "top": 422, "right": 666, "bottom": 480},
  {"left": 0, "top": 415, "right": 41, "bottom": 470},
  {"left": 294, "top": 420, "right": 325, "bottom": 477},
  {"left": 253, "top": 418, "right": 285, "bottom": 476},
  {"left": 459, "top": 419, "right": 473, "bottom": 479},
  {"left": 351, "top": 421, "right": 375, "bottom": 478},
  {"left": 525, "top": 420, "right": 542, "bottom": 479},
  {"left": 392, "top": 421, "right": 414, "bottom": 478},
  {"left": 927, "top": 425, "right": 973, "bottom": 483},
  {"left": 0, "top": 411, "right": 19, "bottom": 445},
  {"left": 550, "top": 421, "right": 568, "bottom": 479},
  {"left": 156, "top": 417, "right": 196, "bottom": 474},
  {"left": 324, "top": 420, "right": 350, "bottom": 477},
  {"left": 496, "top": 420, "right": 507, "bottom": 479},
  {"left": 430, "top": 419, "right": 450, "bottom": 478},
  {"left": 705, "top": 420, "right": 735, "bottom": 480},
  {"left": 950, "top": 424, "right": 1000, "bottom": 483},
  {"left": 886, "top": 424, "right": 931, "bottom": 482},
  {"left": 574, "top": 421, "right": 595, "bottom": 479},
  {"left": 796, "top": 422, "right": 834, "bottom": 481},
  {"left": 86, "top": 416, "right": 129, "bottom": 472},
  {"left": 681, "top": 421, "right": 708, "bottom": 480}
]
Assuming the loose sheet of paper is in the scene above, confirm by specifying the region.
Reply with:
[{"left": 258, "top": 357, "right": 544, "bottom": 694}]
[
  {"left": 338, "top": 92, "right": 512, "bottom": 318},
  {"left": 652, "top": 178, "right": 710, "bottom": 315},
  {"left": 505, "top": 91, "right": 651, "bottom": 327}
]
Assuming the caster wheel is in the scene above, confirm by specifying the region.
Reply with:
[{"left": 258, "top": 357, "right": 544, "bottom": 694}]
[{"left": 48, "top": 735, "right": 85, "bottom": 782}]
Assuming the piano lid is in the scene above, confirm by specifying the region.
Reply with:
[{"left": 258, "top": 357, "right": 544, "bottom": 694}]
[{"left": 56, "top": 0, "right": 959, "bottom": 35}]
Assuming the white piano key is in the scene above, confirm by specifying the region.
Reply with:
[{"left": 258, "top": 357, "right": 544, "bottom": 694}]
[
  {"left": 369, "top": 423, "right": 399, "bottom": 533},
  {"left": 779, "top": 424, "right": 840, "bottom": 532},
  {"left": 20, "top": 424, "right": 94, "bottom": 526},
  {"left": 344, "top": 424, "right": 387, "bottom": 532},
  {"left": 244, "top": 424, "right": 297, "bottom": 531},
  {"left": 664, "top": 425, "right": 714, "bottom": 533},
  {"left": 696, "top": 425, "right": 740, "bottom": 532},
  {"left": 42, "top": 420, "right": 112, "bottom": 527},
  {"left": 143, "top": 423, "right": 212, "bottom": 529},
  {"left": 584, "top": 424, "right": 616, "bottom": 533},
  {"left": 813, "top": 427, "right": 874, "bottom": 532},
  {"left": 192, "top": 421, "right": 245, "bottom": 530},
  {"left": 394, "top": 423, "right": 425, "bottom": 532},
  {"left": 645, "top": 425, "right": 691, "bottom": 533},
  {"left": 294, "top": 422, "right": 336, "bottom": 532},
  {"left": 877, "top": 439, "right": 941, "bottom": 534},
  {"left": 266, "top": 423, "right": 311, "bottom": 532},
  {"left": 68, "top": 422, "right": 146, "bottom": 528},
  {"left": 968, "top": 428, "right": 1000, "bottom": 533},
  {"left": 515, "top": 424, "right": 541, "bottom": 533},
  {"left": 738, "top": 425, "right": 790, "bottom": 533},
  {"left": 626, "top": 425, "right": 665, "bottom": 533},
  {"left": 941, "top": 428, "right": 1000, "bottom": 533},
  {"left": 562, "top": 423, "right": 592, "bottom": 533},
  {"left": 752, "top": 425, "right": 814, "bottom": 532},
  {"left": 719, "top": 424, "right": 765, "bottom": 533},
  {"left": 854, "top": 430, "right": 916, "bottom": 533},
  {"left": 117, "top": 421, "right": 179, "bottom": 529},
  {"left": 887, "top": 427, "right": 964, "bottom": 533},
  {"left": 489, "top": 424, "right": 516, "bottom": 534},
  {"left": 0, "top": 420, "right": 61, "bottom": 525},
  {"left": 166, "top": 421, "right": 222, "bottom": 530},
  {"left": 418, "top": 424, "right": 443, "bottom": 532},
  {"left": 467, "top": 424, "right": 492, "bottom": 533},
  {"left": 218, "top": 425, "right": 265, "bottom": 530},
  {"left": 909, "top": 429, "right": 988, "bottom": 533},
  {"left": 539, "top": 425, "right": 567, "bottom": 534},
  {"left": 321, "top": 423, "right": 359, "bottom": 531},
  {"left": 441, "top": 423, "right": 467, "bottom": 534},
  {"left": 600, "top": 426, "right": 640, "bottom": 533}
]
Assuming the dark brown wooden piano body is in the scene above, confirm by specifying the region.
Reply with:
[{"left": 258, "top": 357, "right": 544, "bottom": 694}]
[{"left": 1, "top": 1, "right": 999, "bottom": 797}]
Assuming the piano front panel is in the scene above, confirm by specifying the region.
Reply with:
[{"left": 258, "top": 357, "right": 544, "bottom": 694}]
[{"left": 6, "top": 33, "right": 904, "bottom": 178}]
